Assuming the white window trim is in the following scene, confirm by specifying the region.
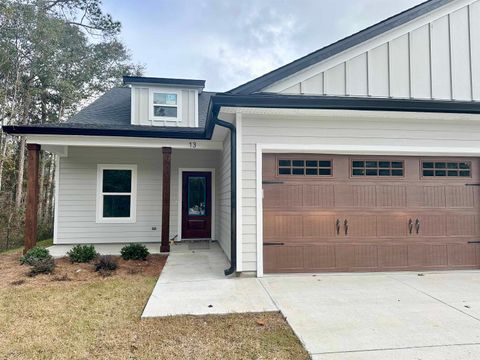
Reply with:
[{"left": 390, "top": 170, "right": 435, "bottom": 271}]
[
  {"left": 149, "top": 87, "right": 182, "bottom": 123},
  {"left": 96, "top": 164, "right": 137, "bottom": 223}
]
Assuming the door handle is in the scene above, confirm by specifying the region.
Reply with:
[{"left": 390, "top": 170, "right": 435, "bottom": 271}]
[
  {"left": 336, "top": 219, "right": 341, "bottom": 235},
  {"left": 408, "top": 219, "right": 413, "bottom": 235},
  {"left": 344, "top": 219, "right": 349, "bottom": 236},
  {"left": 415, "top": 218, "right": 420, "bottom": 235}
]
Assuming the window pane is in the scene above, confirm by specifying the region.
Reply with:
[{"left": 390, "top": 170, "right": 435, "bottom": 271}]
[
  {"left": 292, "top": 160, "right": 304, "bottom": 167},
  {"left": 391, "top": 162, "right": 403, "bottom": 169},
  {"left": 435, "top": 162, "right": 446, "bottom": 169},
  {"left": 292, "top": 168, "right": 305, "bottom": 175},
  {"left": 306, "top": 168, "right": 318, "bottom": 175},
  {"left": 103, "top": 195, "right": 131, "bottom": 218},
  {"left": 305, "top": 160, "right": 317, "bottom": 167},
  {"left": 278, "top": 160, "right": 290, "bottom": 166},
  {"left": 460, "top": 170, "right": 470, "bottom": 177},
  {"left": 391, "top": 169, "right": 403, "bottom": 176},
  {"left": 103, "top": 170, "right": 131, "bottom": 193},
  {"left": 353, "top": 169, "right": 364, "bottom": 176},
  {"left": 188, "top": 176, "right": 206, "bottom": 216},
  {"left": 379, "top": 161, "right": 390, "bottom": 168},
  {"left": 459, "top": 162, "right": 470, "bottom": 169},
  {"left": 319, "top": 161, "right": 331, "bottom": 167},
  {"left": 366, "top": 161, "right": 378, "bottom": 168},
  {"left": 352, "top": 161, "right": 364, "bottom": 168},
  {"left": 423, "top": 170, "right": 434, "bottom": 176},
  {"left": 423, "top": 162, "right": 434, "bottom": 169},
  {"left": 153, "top": 93, "right": 177, "bottom": 105},
  {"left": 447, "top": 162, "right": 459, "bottom": 169},
  {"left": 379, "top": 169, "right": 390, "bottom": 176},
  {"left": 154, "top": 106, "right": 177, "bottom": 117},
  {"left": 448, "top": 170, "right": 458, "bottom": 176},
  {"left": 278, "top": 168, "right": 291, "bottom": 175},
  {"left": 435, "top": 170, "right": 446, "bottom": 176},
  {"left": 319, "top": 169, "right": 332, "bottom": 175},
  {"left": 366, "top": 169, "right": 378, "bottom": 176}
]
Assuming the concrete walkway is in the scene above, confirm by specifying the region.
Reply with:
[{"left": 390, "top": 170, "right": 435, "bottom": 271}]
[
  {"left": 142, "top": 242, "right": 277, "bottom": 316},
  {"left": 143, "top": 243, "right": 480, "bottom": 359}
]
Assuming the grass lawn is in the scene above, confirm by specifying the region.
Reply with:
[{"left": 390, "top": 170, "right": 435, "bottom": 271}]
[{"left": 0, "top": 249, "right": 308, "bottom": 360}]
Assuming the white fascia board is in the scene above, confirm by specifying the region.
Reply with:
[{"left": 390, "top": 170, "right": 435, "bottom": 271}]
[
  {"left": 221, "top": 106, "right": 480, "bottom": 122},
  {"left": 25, "top": 135, "right": 223, "bottom": 150},
  {"left": 41, "top": 145, "right": 68, "bottom": 157},
  {"left": 264, "top": 0, "right": 476, "bottom": 92}
]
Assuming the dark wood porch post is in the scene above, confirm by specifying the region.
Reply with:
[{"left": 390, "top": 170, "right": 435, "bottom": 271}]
[
  {"left": 161, "top": 147, "right": 172, "bottom": 252},
  {"left": 24, "top": 143, "right": 41, "bottom": 254}
]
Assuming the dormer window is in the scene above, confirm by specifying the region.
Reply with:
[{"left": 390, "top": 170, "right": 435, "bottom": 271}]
[{"left": 149, "top": 88, "right": 182, "bottom": 123}]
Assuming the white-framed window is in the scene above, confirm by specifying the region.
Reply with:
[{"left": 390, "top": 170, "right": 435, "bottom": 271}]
[
  {"left": 96, "top": 164, "right": 137, "bottom": 223},
  {"left": 149, "top": 88, "right": 182, "bottom": 122}
]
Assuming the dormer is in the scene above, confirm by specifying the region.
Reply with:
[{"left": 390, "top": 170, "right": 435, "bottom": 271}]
[{"left": 123, "top": 76, "right": 206, "bottom": 127}]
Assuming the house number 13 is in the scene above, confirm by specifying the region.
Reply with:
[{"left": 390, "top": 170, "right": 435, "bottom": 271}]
[{"left": 189, "top": 142, "right": 197, "bottom": 149}]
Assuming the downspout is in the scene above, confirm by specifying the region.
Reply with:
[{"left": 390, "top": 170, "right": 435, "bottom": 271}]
[{"left": 214, "top": 118, "right": 237, "bottom": 276}]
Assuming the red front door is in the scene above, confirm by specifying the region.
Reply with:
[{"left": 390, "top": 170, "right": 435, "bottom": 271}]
[{"left": 181, "top": 171, "right": 212, "bottom": 239}]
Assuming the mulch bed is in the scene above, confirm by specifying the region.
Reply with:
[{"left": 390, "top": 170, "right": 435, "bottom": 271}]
[{"left": 0, "top": 253, "right": 167, "bottom": 288}]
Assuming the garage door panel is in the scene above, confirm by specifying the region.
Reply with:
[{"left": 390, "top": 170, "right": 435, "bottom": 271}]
[
  {"left": 302, "top": 184, "right": 335, "bottom": 208},
  {"left": 447, "top": 244, "right": 479, "bottom": 266},
  {"left": 376, "top": 215, "right": 408, "bottom": 237},
  {"left": 446, "top": 214, "right": 477, "bottom": 236},
  {"left": 263, "top": 246, "right": 304, "bottom": 272},
  {"left": 446, "top": 185, "right": 475, "bottom": 208},
  {"left": 335, "top": 245, "right": 378, "bottom": 269},
  {"left": 407, "top": 244, "right": 448, "bottom": 267},
  {"left": 345, "top": 215, "right": 377, "bottom": 237},
  {"left": 408, "top": 185, "right": 446, "bottom": 208},
  {"left": 335, "top": 184, "right": 376, "bottom": 208},
  {"left": 415, "top": 214, "right": 447, "bottom": 236},
  {"left": 263, "top": 213, "right": 303, "bottom": 239},
  {"left": 304, "top": 245, "right": 336, "bottom": 269},
  {"left": 378, "top": 245, "right": 409, "bottom": 268},
  {"left": 303, "top": 215, "right": 336, "bottom": 237},
  {"left": 263, "top": 184, "right": 303, "bottom": 208},
  {"left": 376, "top": 185, "right": 407, "bottom": 207}
]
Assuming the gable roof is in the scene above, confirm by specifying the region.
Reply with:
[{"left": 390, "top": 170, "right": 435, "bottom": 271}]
[
  {"left": 228, "top": 0, "right": 451, "bottom": 95},
  {"left": 123, "top": 76, "right": 205, "bottom": 88}
]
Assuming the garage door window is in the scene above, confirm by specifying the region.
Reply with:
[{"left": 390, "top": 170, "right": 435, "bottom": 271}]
[
  {"left": 352, "top": 160, "right": 404, "bottom": 177},
  {"left": 278, "top": 159, "right": 332, "bottom": 176},
  {"left": 422, "top": 161, "right": 471, "bottom": 177}
]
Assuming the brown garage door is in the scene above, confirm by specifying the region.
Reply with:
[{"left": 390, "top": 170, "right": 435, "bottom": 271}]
[{"left": 263, "top": 154, "right": 480, "bottom": 273}]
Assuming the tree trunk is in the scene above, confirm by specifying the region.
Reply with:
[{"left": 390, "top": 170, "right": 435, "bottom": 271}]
[{"left": 15, "top": 137, "right": 26, "bottom": 209}]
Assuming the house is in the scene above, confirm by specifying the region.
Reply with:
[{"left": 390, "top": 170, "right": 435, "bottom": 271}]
[{"left": 5, "top": 0, "right": 480, "bottom": 276}]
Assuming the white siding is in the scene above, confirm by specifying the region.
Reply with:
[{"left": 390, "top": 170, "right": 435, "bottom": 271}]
[
  {"left": 131, "top": 87, "right": 198, "bottom": 127},
  {"left": 240, "top": 114, "right": 480, "bottom": 272},
  {"left": 217, "top": 134, "right": 231, "bottom": 258},
  {"left": 263, "top": 1, "right": 480, "bottom": 102},
  {"left": 56, "top": 146, "right": 221, "bottom": 245}
]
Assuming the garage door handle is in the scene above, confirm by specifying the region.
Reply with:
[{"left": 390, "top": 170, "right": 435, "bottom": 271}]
[
  {"left": 415, "top": 219, "right": 420, "bottom": 235},
  {"left": 344, "top": 219, "right": 349, "bottom": 236},
  {"left": 408, "top": 219, "right": 413, "bottom": 235},
  {"left": 468, "top": 241, "right": 480, "bottom": 244},
  {"left": 336, "top": 219, "right": 341, "bottom": 235},
  {"left": 264, "top": 242, "right": 284, "bottom": 246}
]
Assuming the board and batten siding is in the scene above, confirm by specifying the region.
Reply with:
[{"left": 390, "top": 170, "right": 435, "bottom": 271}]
[
  {"left": 55, "top": 146, "right": 221, "bottom": 245},
  {"left": 240, "top": 114, "right": 480, "bottom": 272},
  {"left": 268, "top": 0, "right": 480, "bottom": 102},
  {"left": 131, "top": 86, "right": 198, "bottom": 127}
]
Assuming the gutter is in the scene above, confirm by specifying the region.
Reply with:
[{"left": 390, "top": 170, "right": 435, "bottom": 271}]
[{"left": 213, "top": 114, "right": 237, "bottom": 276}]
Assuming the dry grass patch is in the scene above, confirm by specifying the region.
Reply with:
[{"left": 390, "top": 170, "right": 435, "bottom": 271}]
[{"left": 0, "top": 252, "right": 308, "bottom": 360}]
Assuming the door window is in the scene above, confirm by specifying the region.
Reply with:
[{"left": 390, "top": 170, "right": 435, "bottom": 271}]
[{"left": 188, "top": 176, "right": 206, "bottom": 216}]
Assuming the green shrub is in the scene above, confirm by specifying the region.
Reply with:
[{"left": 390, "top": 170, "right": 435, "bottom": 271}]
[
  {"left": 67, "top": 244, "right": 97, "bottom": 263},
  {"left": 95, "top": 255, "right": 118, "bottom": 273},
  {"left": 120, "top": 243, "right": 149, "bottom": 260},
  {"left": 28, "top": 257, "right": 55, "bottom": 276},
  {"left": 20, "top": 247, "right": 51, "bottom": 265}
]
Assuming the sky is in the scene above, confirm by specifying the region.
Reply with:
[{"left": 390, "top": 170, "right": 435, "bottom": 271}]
[{"left": 102, "top": 0, "right": 424, "bottom": 92}]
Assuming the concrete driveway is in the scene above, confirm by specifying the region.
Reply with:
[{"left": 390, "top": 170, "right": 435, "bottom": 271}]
[
  {"left": 261, "top": 272, "right": 480, "bottom": 359},
  {"left": 143, "top": 244, "right": 480, "bottom": 359}
]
